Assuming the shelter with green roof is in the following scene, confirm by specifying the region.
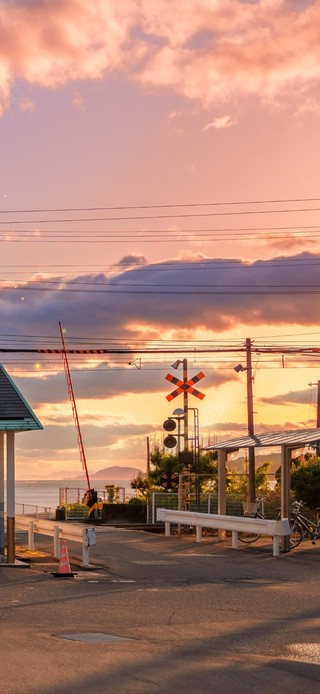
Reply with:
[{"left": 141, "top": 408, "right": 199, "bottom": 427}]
[{"left": 0, "top": 364, "right": 43, "bottom": 564}]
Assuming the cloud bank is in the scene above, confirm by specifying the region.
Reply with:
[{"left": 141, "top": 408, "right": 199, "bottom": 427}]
[{"left": 1, "top": 252, "right": 318, "bottom": 338}]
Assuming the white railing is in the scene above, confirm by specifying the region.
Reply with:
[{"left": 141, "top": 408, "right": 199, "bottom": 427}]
[
  {"left": 156, "top": 508, "right": 290, "bottom": 557},
  {"left": 15, "top": 515, "right": 96, "bottom": 567}
]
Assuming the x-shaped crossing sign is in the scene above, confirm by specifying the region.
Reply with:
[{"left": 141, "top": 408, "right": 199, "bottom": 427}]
[{"left": 165, "top": 371, "right": 205, "bottom": 401}]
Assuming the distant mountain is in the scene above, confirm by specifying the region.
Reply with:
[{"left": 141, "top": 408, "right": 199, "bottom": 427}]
[
  {"left": 231, "top": 453, "right": 281, "bottom": 472},
  {"left": 75, "top": 465, "right": 143, "bottom": 480},
  {"left": 18, "top": 470, "right": 82, "bottom": 481}
]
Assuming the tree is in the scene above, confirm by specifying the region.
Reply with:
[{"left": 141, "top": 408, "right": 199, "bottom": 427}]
[
  {"left": 226, "top": 461, "right": 271, "bottom": 496},
  {"left": 147, "top": 448, "right": 183, "bottom": 488},
  {"left": 130, "top": 471, "right": 150, "bottom": 498},
  {"left": 130, "top": 448, "right": 218, "bottom": 492},
  {"left": 290, "top": 456, "right": 320, "bottom": 511}
]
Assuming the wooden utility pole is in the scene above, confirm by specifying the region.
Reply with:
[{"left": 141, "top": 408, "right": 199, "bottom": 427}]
[
  {"left": 246, "top": 337, "right": 255, "bottom": 502},
  {"left": 308, "top": 380, "right": 320, "bottom": 428},
  {"left": 146, "top": 436, "right": 150, "bottom": 477}
]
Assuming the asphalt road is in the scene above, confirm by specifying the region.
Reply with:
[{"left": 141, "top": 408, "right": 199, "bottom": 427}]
[{"left": 0, "top": 526, "right": 319, "bottom": 694}]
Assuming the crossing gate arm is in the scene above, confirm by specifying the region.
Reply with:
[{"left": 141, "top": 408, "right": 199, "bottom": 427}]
[{"left": 156, "top": 508, "right": 290, "bottom": 557}]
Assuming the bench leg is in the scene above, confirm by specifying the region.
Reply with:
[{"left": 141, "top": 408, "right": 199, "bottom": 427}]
[
  {"left": 273, "top": 536, "right": 280, "bottom": 557},
  {"left": 232, "top": 530, "right": 238, "bottom": 549},
  {"left": 165, "top": 520, "right": 171, "bottom": 537},
  {"left": 196, "top": 526, "right": 202, "bottom": 543}
]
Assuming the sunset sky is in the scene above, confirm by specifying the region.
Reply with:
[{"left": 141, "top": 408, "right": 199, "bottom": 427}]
[{"left": 1, "top": 0, "right": 320, "bottom": 480}]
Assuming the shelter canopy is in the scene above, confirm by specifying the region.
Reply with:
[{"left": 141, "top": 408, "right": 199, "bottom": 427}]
[
  {"left": 0, "top": 364, "right": 42, "bottom": 431},
  {"left": 203, "top": 428, "right": 320, "bottom": 452}
]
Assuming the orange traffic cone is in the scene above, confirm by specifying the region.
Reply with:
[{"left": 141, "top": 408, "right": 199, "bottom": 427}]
[{"left": 52, "top": 539, "right": 76, "bottom": 578}]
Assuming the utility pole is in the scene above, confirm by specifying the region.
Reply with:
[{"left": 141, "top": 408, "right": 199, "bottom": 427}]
[
  {"left": 146, "top": 436, "right": 150, "bottom": 477},
  {"left": 308, "top": 380, "right": 320, "bottom": 428},
  {"left": 246, "top": 337, "right": 255, "bottom": 503}
]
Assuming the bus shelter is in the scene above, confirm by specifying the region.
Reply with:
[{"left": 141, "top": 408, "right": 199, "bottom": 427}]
[
  {"left": 0, "top": 364, "right": 43, "bottom": 564},
  {"left": 203, "top": 428, "right": 320, "bottom": 552}
]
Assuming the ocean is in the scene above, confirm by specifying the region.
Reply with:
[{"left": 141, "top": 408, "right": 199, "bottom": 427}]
[{"left": 13, "top": 479, "right": 134, "bottom": 512}]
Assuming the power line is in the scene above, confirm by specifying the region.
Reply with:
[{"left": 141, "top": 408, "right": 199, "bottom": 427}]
[
  {"left": 2, "top": 285, "right": 320, "bottom": 295},
  {"left": 0, "top": 258, "right": 319, "bottom": 269},
  {"left": 1, "top": 345, "right": 320, "bottom": 355},
  {"left": 0, "top": 232, "right": 319, "bottom": 243},
  {"left": 2, "top": 206, "right": 320, "bottom": 226},
  {"left": 2, "top": 196, "right": 320, "bottom": 215},
  {"left": 1, "top": 224, "right": 320, "bottom": 234}
]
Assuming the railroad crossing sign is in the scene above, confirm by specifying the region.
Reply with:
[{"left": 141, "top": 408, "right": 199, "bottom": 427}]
[
  {"left": 165, "top": 371, "right": 205, "bottom": 402},
  {"left": 160, "top": 472, "right": 179, "bottom": 490}
]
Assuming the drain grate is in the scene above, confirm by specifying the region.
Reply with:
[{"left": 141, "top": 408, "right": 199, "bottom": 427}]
[{"left": 56, "top": 632, "right": 131, "bottom": 644}]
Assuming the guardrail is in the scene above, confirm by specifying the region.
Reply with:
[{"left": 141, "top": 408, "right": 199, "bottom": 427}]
[
  {"left": 156, "top": 508, "right": 290, "bottom": 557},
  {"left": 15, "top": 516, "right": 96, "bottom": 567}
]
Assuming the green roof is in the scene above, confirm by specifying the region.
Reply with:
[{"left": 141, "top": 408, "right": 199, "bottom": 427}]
[{"left": 0, "top": 364, "right": 43, "bottom": 431}]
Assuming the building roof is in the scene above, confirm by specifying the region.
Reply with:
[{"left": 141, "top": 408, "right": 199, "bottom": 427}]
[
  {"left": 0, "top": 364, "right": 43, "bottom": 431},
  {"left": 203, "top": 428, "right": 320, "bottom": 451}
]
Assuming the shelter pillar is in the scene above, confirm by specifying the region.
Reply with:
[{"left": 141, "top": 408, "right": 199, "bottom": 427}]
[
  {"left": 280, "top": 444, "right": 291, "bottom": 553},
  {"left": 6, "top": 431, "right": 15, "bottom": 564},
  {"left": 0, "top": 432, "right": 4, "bottom": 555},
  {"left": 218, "top": 448, "right": 227, "bottom": 515}
]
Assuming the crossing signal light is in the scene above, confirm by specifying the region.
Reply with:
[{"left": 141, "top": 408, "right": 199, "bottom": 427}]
[
  {"left": 164, "top": 435, "right": 177, "bottom": 449},
  {"left": 163, "top": 418, "right": 176, "bottom": 432}
]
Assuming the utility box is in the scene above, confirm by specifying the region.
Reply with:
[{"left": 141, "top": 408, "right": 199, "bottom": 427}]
[
  {"left": 55, "top": 507, "right": 66, "bottom": 521},
  {"left": 84, "top": 527, "right": 96, "bottom": 547}
]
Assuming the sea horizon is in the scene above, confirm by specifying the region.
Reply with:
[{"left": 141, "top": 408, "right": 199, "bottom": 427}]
[{"left": 12, "top": 478, "right": 136, "bottom": 510}]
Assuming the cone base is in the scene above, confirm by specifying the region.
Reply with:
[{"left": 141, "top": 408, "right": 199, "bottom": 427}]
[{"left": 51, "top": 571, "right": 77, "bottom": 578}]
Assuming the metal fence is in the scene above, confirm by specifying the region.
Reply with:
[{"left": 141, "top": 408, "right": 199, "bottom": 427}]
[
  {"left": 58, "top": 485, "right": 132, "bottom": 520},
  {"left": 150, "top": 491, "right": 283, "bottom": 524},
  {"left": 15, "top": 503, "right": 55, "bottom": 519}
]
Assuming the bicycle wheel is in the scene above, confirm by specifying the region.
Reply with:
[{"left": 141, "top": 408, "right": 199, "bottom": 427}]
[
  {"left": 238, "top": 531, "right": 261, "bottom": 544},
  {"left": 289, "top": 521, "right": 303, "bottom": 548},
  {"left": 311, "top": 522, "right": 320, "bottom": 544}
]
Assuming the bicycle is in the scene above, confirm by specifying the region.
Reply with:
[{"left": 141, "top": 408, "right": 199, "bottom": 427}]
[
  {"left": 311, "top": 517, "right": 320, "bottom": 544},
  {"left": 238, "top": 497, "right": 266, "bottom": 544},
  {"left": 238, "top": 497, "right": 303, "bottom": 548},
  {"left": 289, "top": 500, "right": 318, "bottom": 547}
]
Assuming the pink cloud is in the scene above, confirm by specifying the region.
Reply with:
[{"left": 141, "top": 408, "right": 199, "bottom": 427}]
[
  {"left": 1, "top": 1, "right": 320, "bottom": 114},
  {"left": 0, "top": 0, "right": 137, "bottom": 113},
  {"left": 138, "top": 0, "right": 320, "bottom": 106}
]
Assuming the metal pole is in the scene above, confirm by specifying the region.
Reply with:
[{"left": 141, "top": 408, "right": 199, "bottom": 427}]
[
  {"left": 6, "top": 431, "right": 15, "bottom": 564},
  {"left": 281, "top": 445, "right": 291, "bottom": 553},
  {"left": 218, "top": 449, "right": 227, "bottom": 539},
  {"left": 53, "top": 525, "right": 60, "bottom": 558},
  {"left": 246, "top": 338, "right": 255, "bottom": 503},
  {"left": 0, "top": 433, "right": 4, "bottom": 556},
  {"left": 182, "top": 358, "right": 188, "bottom": 452},
  {"left": 317, "top": 380, "right": 320, "bottom": 428}
]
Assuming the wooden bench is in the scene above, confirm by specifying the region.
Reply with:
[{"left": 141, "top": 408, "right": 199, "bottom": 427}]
[{"left": 156, "top": 508, "right": 290, "bottom": 557}]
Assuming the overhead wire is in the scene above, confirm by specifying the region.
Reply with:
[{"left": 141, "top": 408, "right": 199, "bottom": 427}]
[
  {"left": 1, "top": 195, "right": 320, "bottom": 214},
  {"left": 2, "top": 285, "right": 320, "bottom": 294}
]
